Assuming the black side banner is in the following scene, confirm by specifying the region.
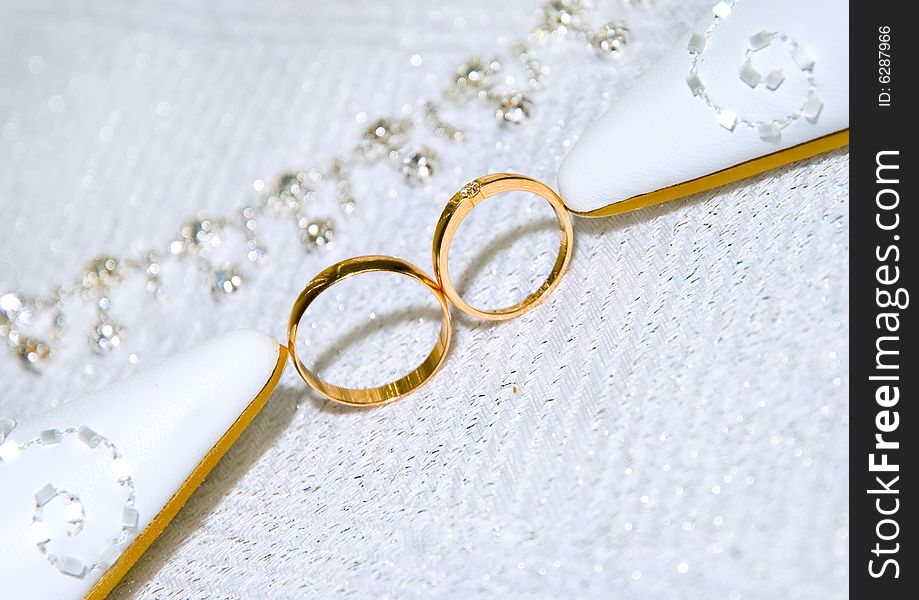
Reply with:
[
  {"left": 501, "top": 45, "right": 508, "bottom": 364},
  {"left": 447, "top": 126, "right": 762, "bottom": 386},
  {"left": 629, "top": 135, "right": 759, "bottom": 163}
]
[{"left": 850, "top": 1, "right": 914, "bottom": 596}]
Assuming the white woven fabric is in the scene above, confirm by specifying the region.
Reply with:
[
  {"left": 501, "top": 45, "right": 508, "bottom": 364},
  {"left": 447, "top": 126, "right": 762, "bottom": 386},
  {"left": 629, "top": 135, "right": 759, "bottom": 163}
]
[{"left": 1, "top": 0, "right": 848, "bottom": 598}]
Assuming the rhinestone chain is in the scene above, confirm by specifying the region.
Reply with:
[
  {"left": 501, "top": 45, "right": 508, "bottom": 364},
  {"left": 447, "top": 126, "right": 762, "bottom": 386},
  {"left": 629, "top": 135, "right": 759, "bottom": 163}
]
[{"left": 1, "top": 0, "right": 636, "bottom": 371}]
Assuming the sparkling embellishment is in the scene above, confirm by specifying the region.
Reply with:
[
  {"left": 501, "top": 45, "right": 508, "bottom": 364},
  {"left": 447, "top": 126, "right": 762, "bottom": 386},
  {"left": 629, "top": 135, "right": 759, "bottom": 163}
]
[
  {"left": 82, "top": 257, "right": 122, "bottom": 289},
  {"left": 686, "top": 72, "right": 705, "bottom": 96},
  {"left": 757, "top": 122, "right": 781, "bottom": 142},
  {"left": 210, "top": 267, "right": 244, "bottom": 296},
  {"left": 35, "top": 483, "right": 58, "bottom": 507},
  {"left": 764, "top": 69, "right": 785, "bottom": 90},
  {"left": 792, "top": 46, "right": 816, "bottom": 71},
  {"left": 494, "top": 92, "right": 533, "bottom": 124},
  {"left": 717, "top": 110, "right": 737, "bottom": 131},
  {"left": 748, "top": 31, "right": 773, "bottom": 50},
  {"left": 712, "top": 1, "right": 732, "bottom": 18},
  {"left": 39, "top": 429, "right": 62, "bottom": 445},
  {"left": 802, "top": 94, "right": 824, "bottom": 122},
  {"left": 89, "top": 314, "right": 125, "bottom": 354},
  {"left": 542, "top": 0, "right": 587, "bottom": 33},
  {"left": 686, "top": 1, "right": 822, "bottom": 140},
  {"left": 453, "top": 58, "right": 498, "bottom": 91},
  {"left": 425, "top": 102, "right": 465, "bottom": 142},
  {"left": 3, "top": 0, "right": 631, "bottom": 370},
  {"left": 178, "top": 218, "right": 221, "bottom": 254},
  {"left": 298, "top": 219, "right": 334, "bottom": 250},
  {"left": 738, "top": 62, "right": 762, "bottom": 88},
  {"left": 687, "top": 32, "right": 707, "bottom": 54},
  {"left": 0, "top": 292, "right": 23, "bottom": 316},
  {"left": 3, "top": 426, "right": 140, "bottom": 579},
  {"left": 122, "top": 507, "right": 139, "bottom": 530},
  {"left": 13, "top": 336, "right": 51, "bottom": 368},
  {"left": 401, "top": 148, "right": 436, "bottom": 182},
  {"left": 264, "top": 171, "right": 312, "bottom": 216},
  {"left": 590, "top": 22, "right": 630, "bottom": 56},
  {"left": 460, "top": 181, "right": 482, "bottom": 199},
  {"left": 77, "top": 425, "right": 102, "bottom": 448},
  {"left": 361, "top": 117, "right": 410, "bottom": 155},
  {"left": 54, "top": 556, "right": 86, "bottom": 578}
]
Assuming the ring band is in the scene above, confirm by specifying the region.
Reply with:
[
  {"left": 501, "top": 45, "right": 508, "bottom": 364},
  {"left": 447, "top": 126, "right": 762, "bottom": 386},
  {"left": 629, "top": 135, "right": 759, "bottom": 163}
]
[
  {"left": 432, "top": 173, "right": 574, "bottom": 321},
  {"left": 287, "top": 255, "right": 453, "bottom": 406}
]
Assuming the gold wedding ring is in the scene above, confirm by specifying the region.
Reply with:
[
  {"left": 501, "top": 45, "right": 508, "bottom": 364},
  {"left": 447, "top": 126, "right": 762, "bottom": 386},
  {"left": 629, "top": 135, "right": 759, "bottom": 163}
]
[
  {"left": 432, "top": 173, "right": 574, "bottom": 321},
  {"left": 287, "top": 255, "right": 452, "bottom": 406},
  {"left": 288, "top": 174, "right": 574, "bottom": 404}
]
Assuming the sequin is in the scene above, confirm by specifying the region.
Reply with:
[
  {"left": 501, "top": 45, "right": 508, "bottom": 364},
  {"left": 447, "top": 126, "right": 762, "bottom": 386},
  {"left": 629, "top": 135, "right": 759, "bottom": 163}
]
[
  {"left": 687, "top": 33, "right": 706, "bottom": 54},
  {"left": 39, "top": 429, "right": 62, "bottom": 445},
  {"left": 738, "top": 62, "right": 762, "bottom": 88},
  {"left": 77, "top": 425, "right": 101, "bottom": 448},
  {"left": 35, "top": 483, "right": 57, "bottom": 507}
]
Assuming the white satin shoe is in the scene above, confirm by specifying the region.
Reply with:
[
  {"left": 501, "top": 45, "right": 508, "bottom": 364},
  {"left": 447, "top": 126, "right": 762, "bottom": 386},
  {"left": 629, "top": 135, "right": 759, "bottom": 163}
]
[
  {"left": 0, "top": 330, "right": 286, "bottom": 600},
  {"left": 558, "top": 0, "right": 848, "bottom": 215}
]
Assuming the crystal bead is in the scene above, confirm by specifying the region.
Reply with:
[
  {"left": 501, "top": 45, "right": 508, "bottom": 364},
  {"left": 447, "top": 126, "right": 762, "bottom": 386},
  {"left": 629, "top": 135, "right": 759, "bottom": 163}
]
[
  {"left": 0, "top": 439, "right": 20, "bottom": 462},
  {"left": 687, "top": 32, "right": 706, "bottom": 54},
  {"left": 89, "top": 316, "right": 124, "bottom": 354},
  {"left": 717, "top": 111, "right": 737, "bottom": 131},
  {"left": 55, "top": 555, "right": 86, "bottom": 578},
  {"left": 179, "top": 218, "right": 220, "bottom": 252},
  {"left": 802, "top": 94, "right": 824, "bottom": 122},
  {"left": 749, "top": 31, "right": 773, "bottom": 50},
  {"left": 686, "top": 72, "right": 705, "bottom": 96},
  {"left": 298, "top": 219, "right": 334, "bottom": 250},
  {"left": 39, "top": 429, "right": 62, "bottom": 445},
  {"left": 453, "top": 58, "right": 497, "bottom": 90},
  {"left": 265, "top": 171, "right": 311, "bottom": 215},
  {"left": 712, "top": 1, "right": 732, "bottom": 19},
  {"left": 122, "top": 506, "right": 139, "bottom": 530},
  {"left": 757, "top": 122, "right": 781, "bottom": 142},
  {"left": 35, "top": 483, "right": 57, "bottom": 507},
  {"left": 494, "top": 92, "right": 532, "bottom": 124},
  {"left": 361, "top": 118, "right": 409, "bottom": 154},
  {"left": 14, "top": 336, "right": 51, "bottom": 367},
  {"left": 77, "top": 425, "right": 102, "bottom": 448},
  {"left": 792, "top": 46, "right": 816, "bottom": 71},
  {"left": 738, "top": 62, "right": 762, "bottom": 88},
  {"left": 210, "top": 267, "right": 243, "bottom": 295},
  {"left": 591, "top": 22, "right": 630, "bottom": 56},
  {"left": 543, "top": 0, "right": 586, "bottom": 32},
  {"left": 764, "top": 70, "right": 785, "bottom": 90},
  {"left": 401, "top": 148, "right": 435, "bottom": 182},
  {"left": 82, "top": 256, "right": 122, "bottom": 289}
]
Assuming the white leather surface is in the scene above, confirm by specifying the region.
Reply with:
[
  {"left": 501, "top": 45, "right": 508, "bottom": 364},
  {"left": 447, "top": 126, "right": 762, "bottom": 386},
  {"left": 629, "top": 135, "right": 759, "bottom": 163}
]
[
  {"left": 558, "top": 0, "right": 849, "bottom": 211},
  {"left": 1, "top": 1, "right": 848, "bottom": 598},
  {"left": 0, "top": 330, "right": 280, "bottom": 599}
]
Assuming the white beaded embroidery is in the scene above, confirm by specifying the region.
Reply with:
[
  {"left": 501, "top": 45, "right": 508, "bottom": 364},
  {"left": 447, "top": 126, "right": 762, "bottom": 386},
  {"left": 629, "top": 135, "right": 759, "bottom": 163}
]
[
  {"left": 0, "top": 425, "right": 138, "bottom": 579},
  {"left": 686, "top": 0, "right": 823, "bottom": 142}
]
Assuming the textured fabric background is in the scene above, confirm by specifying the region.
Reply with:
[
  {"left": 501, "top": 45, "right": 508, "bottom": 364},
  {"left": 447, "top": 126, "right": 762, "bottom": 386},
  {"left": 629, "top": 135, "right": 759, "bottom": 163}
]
[{"left": 1, "top": 0, "right": 848, "bottom": 598}]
